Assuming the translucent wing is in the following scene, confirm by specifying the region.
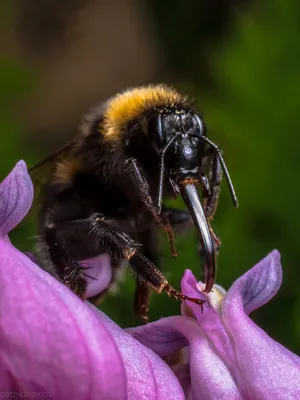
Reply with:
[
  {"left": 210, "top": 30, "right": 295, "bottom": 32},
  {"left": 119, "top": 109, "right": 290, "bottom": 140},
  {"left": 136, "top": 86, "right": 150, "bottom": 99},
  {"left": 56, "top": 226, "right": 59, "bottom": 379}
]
[
  {"left": 29, "top": 140, "right": 77, "bottom": 184},
  {"left": 28, "top": 139, "right": 78, "bottom": 214}
]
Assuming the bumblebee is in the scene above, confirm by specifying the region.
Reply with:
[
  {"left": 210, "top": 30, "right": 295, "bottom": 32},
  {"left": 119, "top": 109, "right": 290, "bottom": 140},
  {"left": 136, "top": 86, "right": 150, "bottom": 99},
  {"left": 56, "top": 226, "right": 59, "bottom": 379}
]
[{"left": 30, "top": 84, "right": 238, "bottom": 322}]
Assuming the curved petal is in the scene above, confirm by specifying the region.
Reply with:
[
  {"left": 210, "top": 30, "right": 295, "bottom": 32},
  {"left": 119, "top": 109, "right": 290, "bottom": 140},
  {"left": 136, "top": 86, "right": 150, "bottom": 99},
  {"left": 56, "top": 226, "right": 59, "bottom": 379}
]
[
  {"left": 0, "top": 243, "right": 126, "bottom": 399},
  {"left": 181, "top": 270, "right": 238, "bottom": 378},
  {"left": 223, "top": 250, "right": 300, "bottom": 399},
  {"left": 25, "top": 252, "right": 113, "bottom": 298},
  {"left": 226, "top": 250, "right": 283, "bottom": 315},
  {"left": 170, "top": 364, "right": 191, "bottom": 399},
  {"left": 82, "top": 254, "right": 113, "bottom": 298},
  {"left": 94, "top": 310, "right": 185, "bottom": 400},
  {"left": 129, "top": 316, "right": 241, "bottom": 400},
  {"left": 0, "top": 161, "right": 33, "bottom": 236},
  {"left": 127, "top": 316, "right": 188, "bottom": 357}
]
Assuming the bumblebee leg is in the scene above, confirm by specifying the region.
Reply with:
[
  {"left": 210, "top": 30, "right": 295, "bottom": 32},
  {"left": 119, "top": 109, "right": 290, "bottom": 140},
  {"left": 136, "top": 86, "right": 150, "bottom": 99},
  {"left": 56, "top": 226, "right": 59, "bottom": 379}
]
[
  {"left": 43, "top": 214, "right": 139, "bottom": 299},
  {"left": 209, "top": 225, "right": 221, "bottom": 251},
  {"left": 134, "top": 229, "right": 158, "bottom": 323},
  {"left": 162, "top": 207, "right": 193, "bottom": 233},
  {"left": 52, "top": 215, "right": 203, "bottom": 311},
  {"left": 205, "top": 152, "right": 222, "bottom": 220},
  {"left": 134, "top": 281, "right": 151, "bottom": 323},
  {"left": 202, "top": 152, "right": 222, "bottom": 252},
  {"left": 44, "top": 223, "right": 87, "bottom": 298},
  {"left": 46, "top": 214, "right": 204, "bottom": 311},
  {"left": 200, "top": 174, "right": 211, "bottom": 199},
  {"left": 129, "top": 252, "right": 205, "bottom": 310},
  {"left": 57, "top": 214, "right": 139, "bottom": 262},
  {"left": 126, "top": 157, "right": 178, "bottom": 257},
  {"left": 162, "top": 206, "right": 220, "bottom": 254},
  {"left": 87, "top": 215, "right": 190, "bottom": 319},
  {"left": 80, "top": 215, "right": 204, "bottom": 314}
]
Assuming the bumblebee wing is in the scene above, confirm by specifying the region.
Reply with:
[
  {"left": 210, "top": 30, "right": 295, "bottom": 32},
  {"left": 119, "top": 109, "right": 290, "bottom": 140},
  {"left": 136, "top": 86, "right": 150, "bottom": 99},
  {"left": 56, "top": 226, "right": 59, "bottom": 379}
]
[
  {"left": 29, "top": 140, "right": 77, "bottom": 183},
  {"left": 29, "top": 139, "right": 77, "bottom": 214}
]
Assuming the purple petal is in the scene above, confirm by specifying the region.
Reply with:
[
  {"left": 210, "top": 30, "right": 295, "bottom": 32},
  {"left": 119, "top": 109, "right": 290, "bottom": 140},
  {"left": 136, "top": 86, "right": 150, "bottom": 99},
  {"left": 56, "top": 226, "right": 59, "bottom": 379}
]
[
  {"left": 223, "top": 250, "right": 300, "bottom": 399},
  {"left": 0, "top": 241, "right": 126, "bottom": 398},
  {"left": 129, "top": 316, "right": 241, "bottom": 399},
  {"left": 226, "top": 250, "right": 283, "bottom": 315},
  {"left": 82, "top": 254, "right": 113, "bottom": 298},
  {"left": 171, "top": 364, "right": 191, "bottom": 399},
  {"left": 94, "top": 309, "right": 185, "bottom": 399},
  {"left": 0, "top": 161, "right": 33, "bottom": 235},
  {"left": 25, "top": 252, "right": 113, "bottom": 298},
  {"left": 181, "top": 270, "right": 238, "bottom": 378},
  {"left": 127, "top": 316, "right": 188, "bottom": 357},
  {"left": 0, "top": 162, "right": 183, "bottom": 398}
]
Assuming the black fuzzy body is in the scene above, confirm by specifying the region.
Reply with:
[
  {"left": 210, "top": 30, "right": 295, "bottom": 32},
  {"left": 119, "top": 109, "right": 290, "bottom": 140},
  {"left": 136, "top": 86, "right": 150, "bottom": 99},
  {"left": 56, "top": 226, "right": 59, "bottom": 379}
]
[{"left": 31, "top": 90, "right": 226, "bottom": 321}]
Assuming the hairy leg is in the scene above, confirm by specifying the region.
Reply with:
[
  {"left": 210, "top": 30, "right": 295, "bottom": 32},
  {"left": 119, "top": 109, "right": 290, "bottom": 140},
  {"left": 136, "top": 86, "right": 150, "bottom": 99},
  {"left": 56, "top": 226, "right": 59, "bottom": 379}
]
[{"left": 42, "top": 213, "right": 205, "bottom": 311}]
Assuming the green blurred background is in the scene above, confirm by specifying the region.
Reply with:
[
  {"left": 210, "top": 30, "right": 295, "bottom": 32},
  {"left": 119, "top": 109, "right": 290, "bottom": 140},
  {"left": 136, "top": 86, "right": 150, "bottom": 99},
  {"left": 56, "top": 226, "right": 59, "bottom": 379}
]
[{"left": 2, "top": 0, "right": 299, "bottom": 353}]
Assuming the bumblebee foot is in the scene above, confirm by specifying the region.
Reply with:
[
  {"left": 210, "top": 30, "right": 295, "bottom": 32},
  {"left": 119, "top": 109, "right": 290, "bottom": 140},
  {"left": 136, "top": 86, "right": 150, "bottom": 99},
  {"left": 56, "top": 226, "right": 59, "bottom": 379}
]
[
  {"left": 63, "top": 272, "right": 87, "bottom": 299},
  {"left": 164, "top": 284, "right": 205, "bottom": 312},
  {"left": 134, "top": 280, "right": 150, "bottom": 324},
  {"left": 209, "top": 225, "right": 221, "bottom": 250}
]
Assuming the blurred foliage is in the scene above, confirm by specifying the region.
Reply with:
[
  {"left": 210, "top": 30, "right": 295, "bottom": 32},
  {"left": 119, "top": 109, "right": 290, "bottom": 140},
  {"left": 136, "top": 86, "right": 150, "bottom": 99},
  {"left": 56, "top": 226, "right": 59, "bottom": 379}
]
[
  {"left": 0, "top": 56, "right": 37, "bottom": 250},
  {"left": 149, "top": 0, "right": 236, "bottom": 87},
  {"left": 201, "top": 0, "right": 300, "bottom": 353},
  {"left": 2, "top": 0, "right": 299, "bottom": 354}
]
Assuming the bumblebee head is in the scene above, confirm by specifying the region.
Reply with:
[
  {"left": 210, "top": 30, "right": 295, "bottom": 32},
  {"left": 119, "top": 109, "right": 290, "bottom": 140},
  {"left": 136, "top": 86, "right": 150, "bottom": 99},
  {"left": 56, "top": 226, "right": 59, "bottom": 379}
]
[
  {"left": 146, "top": 104, "right": 238, "bottom": 293},
  {"left": 147, "top": 106, "right": 206, "bottom": 183},
  {"left": 147, "top": 105, "right": 218, "bottom": 292}
]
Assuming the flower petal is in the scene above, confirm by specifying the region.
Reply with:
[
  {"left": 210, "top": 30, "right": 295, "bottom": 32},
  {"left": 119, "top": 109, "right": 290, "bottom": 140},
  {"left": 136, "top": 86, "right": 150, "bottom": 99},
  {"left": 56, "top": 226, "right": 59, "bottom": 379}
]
[
  {"left": 25, "top": 252, "right": 113, "bottom": 298},
  {"left": 129, "top": 316, "right": 241, "bottom": 399},
  {"left": 81, "top": 254, "right": 113, "bottom": 298},
  {"left": 0, "top": 161, "right": 33, "bottom": 235},
  {"left": 223, "top": 250, "right": 300, "bottom": 399},
  {"left": 226, "top": 250, "right": 283, "bottom": 315},
  {"left": 127, "top": 316, "right": 188, "bottom": 357},
  {"left": 170, "top": 364, "right": 191, "bottom": 399},
  {"left": 181, "top": 270, "right": 238, "bottom": 379},
  {"left": 0, "top": 241, "right": 126, "bottom": 399},
  {"left": 94, "top": 309, "right": 185, "bottom": 399}
]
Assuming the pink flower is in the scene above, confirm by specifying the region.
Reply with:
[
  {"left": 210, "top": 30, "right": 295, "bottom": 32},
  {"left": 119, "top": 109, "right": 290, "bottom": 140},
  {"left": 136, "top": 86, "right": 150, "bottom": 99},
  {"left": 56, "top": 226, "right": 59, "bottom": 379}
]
[
  {"left": 1, "top": 161, "right": 299, "bottom": 399},
  {"left": 0, "top": 161, "right": 184, "bottom": 399},
  {"left": 129, "top": 251, "right": 300, "bottom": 399}
]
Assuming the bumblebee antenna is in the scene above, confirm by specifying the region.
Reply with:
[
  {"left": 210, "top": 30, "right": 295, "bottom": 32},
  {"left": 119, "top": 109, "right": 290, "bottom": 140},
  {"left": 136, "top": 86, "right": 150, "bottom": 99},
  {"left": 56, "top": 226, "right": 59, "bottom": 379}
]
[
  {"left": 194, "top": 117, "right": 238, "bottom": 208},
  {"left": 157, "top": 116, "right": 180, "bottom": 213},
  {"left": 202, "top": 136, "right": 238, "bottom": 208}
]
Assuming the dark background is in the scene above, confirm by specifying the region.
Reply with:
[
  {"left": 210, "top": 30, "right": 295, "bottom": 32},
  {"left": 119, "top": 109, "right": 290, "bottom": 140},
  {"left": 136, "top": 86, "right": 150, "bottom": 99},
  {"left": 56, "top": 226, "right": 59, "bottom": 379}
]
[{"left": 1, "top": 0, "right": 299, "bottom": 353}]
